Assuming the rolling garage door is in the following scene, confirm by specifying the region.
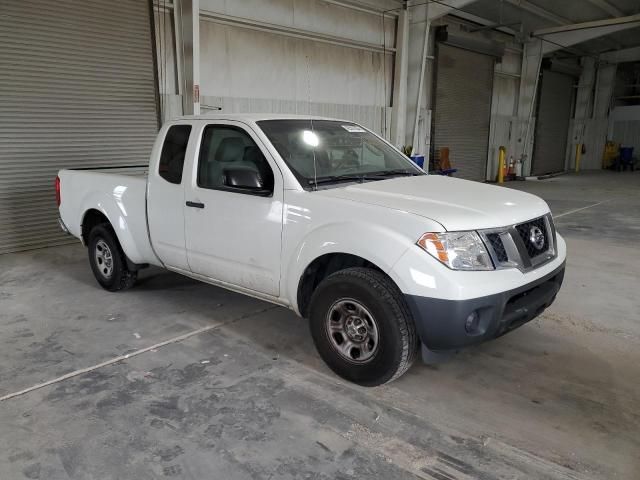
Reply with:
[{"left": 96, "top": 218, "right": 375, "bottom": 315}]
[
  {"left": 0, "top": 0, "right": 159, "bottom": 253},
  {"left": 433, "top": 44, "right": 494, "bottom": 181},
  {"left": 531, "top": 70, "right": 574, "bottom": 175}
]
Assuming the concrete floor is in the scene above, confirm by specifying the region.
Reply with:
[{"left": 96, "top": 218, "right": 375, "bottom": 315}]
[{"left": 1, "top": 171, "right": 638, "bottom": 479}]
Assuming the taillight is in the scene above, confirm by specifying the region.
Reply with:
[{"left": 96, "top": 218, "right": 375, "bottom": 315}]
[{"left": 55, "top": 175, "right": 61, "bottom": 207}]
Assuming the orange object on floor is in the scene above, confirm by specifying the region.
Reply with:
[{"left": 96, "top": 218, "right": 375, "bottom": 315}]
[{"left": 439, "top": 147, "right": 451, "bottom": 171}]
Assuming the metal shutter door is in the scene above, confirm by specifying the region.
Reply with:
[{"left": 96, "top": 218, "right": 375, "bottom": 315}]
[
  {"left": 0, "top": 0, "right": 159, "bottom": 253},
  {"left": 531, "top": 70, "right": 574, "bottom": 175},
  {"left": 433, "top": 44, "right": 494, "bottom": 181}
]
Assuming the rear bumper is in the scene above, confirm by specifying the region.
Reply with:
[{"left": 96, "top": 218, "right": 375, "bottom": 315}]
[
  {"left": 58, "top": 216, "right": 70, "bottom": 234},
  {"left": 405, "top": 263, "right": 565, "bottom": 352}
]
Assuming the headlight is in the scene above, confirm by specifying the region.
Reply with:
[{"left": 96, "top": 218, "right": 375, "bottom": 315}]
[{"left": 416, "top": 231, "right": 494, "bottom": 271}]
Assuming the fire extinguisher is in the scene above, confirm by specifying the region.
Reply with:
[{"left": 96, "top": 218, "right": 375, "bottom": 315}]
[{"left": 507, "top": 157, "right": 516, "bottom": 180}]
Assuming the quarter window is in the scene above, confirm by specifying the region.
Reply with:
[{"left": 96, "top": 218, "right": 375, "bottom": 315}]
[{"left": 158, "top": 125, "right": 191, "bottom": 184}]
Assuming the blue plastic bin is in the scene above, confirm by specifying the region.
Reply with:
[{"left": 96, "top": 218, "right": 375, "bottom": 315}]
[
  {"left": 410, "top": 155, "right": 425, "bottom": 169},
  {"left": 620, "top": 147, "right": 634, "bottom": 165}
]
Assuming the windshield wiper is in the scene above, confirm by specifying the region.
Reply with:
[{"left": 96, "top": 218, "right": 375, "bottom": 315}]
[
  {"left": 307, "top": 174, "right": 386, "bottom": 186},
  {"left": 367, "top": 169, "right": 423, "bottom": 177}
]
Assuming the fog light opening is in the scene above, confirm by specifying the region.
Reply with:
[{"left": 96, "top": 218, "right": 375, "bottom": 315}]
[{"left": 465, "top": 311, "right": 480, "bottom": 334}]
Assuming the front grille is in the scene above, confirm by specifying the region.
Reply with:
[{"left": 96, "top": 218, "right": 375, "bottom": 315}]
[
  {"left": 485, "top": 233, "right": 508, "bottom": 263},
  {"left": 515, "top": 217, "right": 549, "bottom": 258}
]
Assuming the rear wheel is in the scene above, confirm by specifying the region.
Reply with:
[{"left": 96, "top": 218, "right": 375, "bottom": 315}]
[
  {"left": 87, "top": 223, "right": 137, "bottom": 292},
  {"left": 309, "top": 267, "right": 418, "bottom": 386}
]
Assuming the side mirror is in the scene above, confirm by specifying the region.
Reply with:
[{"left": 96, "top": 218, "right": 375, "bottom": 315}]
[{"left": 223, "top": 167, "right": 271, "bottom": 195}]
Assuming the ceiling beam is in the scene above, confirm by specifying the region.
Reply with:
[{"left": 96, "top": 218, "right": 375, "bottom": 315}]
[
  {"left": 426, "top": 0, "right": 480, "bottom": 21},
  {"left": 583, "top": 0, "right": 625, "bottom": 17},
  {"left": 503, "top": 0, "right": 623, "bottom": 52},
  {"left": 449, "top": 10, "right": 520, "bottom": 36},
  {"left": 533, "top": 14, "right": 640, "bottom": 36},
  {"left": 502, "top": 0, "right": 571, "bottom": 25},
  {"left": 533, "top": 15, "right": 640, "bottom": 54}
]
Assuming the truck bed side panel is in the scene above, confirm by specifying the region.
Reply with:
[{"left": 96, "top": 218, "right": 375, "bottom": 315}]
[{"left": 58, "top": 169, "right": 159, "bottom": 265}]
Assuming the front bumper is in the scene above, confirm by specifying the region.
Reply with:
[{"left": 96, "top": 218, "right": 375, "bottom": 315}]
[{"left": 404, "top": 262, "right": 565, "bottom": 352}]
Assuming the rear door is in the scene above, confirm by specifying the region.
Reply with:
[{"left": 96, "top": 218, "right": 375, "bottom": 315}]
[
  {"left": 147, "top": 124, "right": 192, "bottom": 270},
  {"left": 184, "top": 121, "right": 283, "bottom": 296}
]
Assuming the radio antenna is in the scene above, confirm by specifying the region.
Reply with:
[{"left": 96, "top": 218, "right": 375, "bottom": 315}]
[{"left": 306, "top": 55, "right": 318, "bottom": 190}]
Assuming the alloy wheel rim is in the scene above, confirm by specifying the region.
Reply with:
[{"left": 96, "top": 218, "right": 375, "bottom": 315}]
[
  {"left": 94, "top": 239, "right": 114, "bottom": 279},
  {"left": 325, "top": 298, "right": 379, "bottom": 363}
]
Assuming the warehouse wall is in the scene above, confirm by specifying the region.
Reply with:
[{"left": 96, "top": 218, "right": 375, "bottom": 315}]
[
  {"left": 199, "top": 0, "right": 396, "bottom": 47},
  {"left": 402, "top": 13, "right": 524, "bottom": 180},
  {"left": 155, "top": 0, "right": 396, "bottom": 135},
  {"left": 610, "top": 105, "right": 640, "bottom": 151},
  {"left": 154, "top": 2, "right": 587, "bottom": 179}
]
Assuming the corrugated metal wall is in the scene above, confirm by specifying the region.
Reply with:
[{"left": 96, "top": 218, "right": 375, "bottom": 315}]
[
  {"left": 0, "top": 0, "right": 159, "bottom": 253},
  {"left": 531, "top": 70, "right": 574, "bottom": 176},
  {"left": 433, "top": 44, "right": 494, "bottom": 181}
]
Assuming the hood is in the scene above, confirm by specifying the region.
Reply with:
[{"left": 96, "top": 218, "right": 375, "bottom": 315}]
[{"left": 316, "top": 175, "right": 550, "bottom": 231}]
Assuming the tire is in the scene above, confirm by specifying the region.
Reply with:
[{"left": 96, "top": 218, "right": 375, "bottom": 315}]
[
  {"left": 87, "top": 223, "right": 137, "bottom": 292},
  {"left": 309, "top": 267, "right": 418, "bottom": 386}
]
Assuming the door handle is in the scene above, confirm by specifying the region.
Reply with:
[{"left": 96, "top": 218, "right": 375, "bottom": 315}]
[{"left": 186, "top": 201, "right": 205, "bottom": 209}]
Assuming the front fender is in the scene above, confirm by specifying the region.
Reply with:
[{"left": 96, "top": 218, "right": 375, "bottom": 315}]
[{"left": 284, "top": 221, "right": 417, "bottom": 314}]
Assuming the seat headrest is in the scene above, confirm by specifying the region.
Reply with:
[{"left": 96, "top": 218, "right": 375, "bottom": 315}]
[
  {"left": 215, "top": 137, "right": 244, "bottom": 163},
  {"left": 243, "top": 145, "right": 263, "bottom": 164},
  {"left": 313, "top": 150, "right": 330, "bottom": 169}
]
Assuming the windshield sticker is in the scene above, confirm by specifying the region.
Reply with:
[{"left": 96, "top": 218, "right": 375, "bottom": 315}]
[{"left": 342, "top": 125, "right": 366, "bottom": 133}]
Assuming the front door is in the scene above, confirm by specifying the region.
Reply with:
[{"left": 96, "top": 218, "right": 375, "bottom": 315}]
[{"left": 184, "top": 121, "right": 283, "bottom": 297}]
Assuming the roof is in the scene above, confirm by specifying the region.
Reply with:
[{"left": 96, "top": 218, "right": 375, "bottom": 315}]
[{"left": 177, "top": 113, "right": 349, "bottom": 122}]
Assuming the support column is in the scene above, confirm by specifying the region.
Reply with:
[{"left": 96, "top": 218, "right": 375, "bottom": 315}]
[
  {"left": 390, "top": 7, "right": 409, "bottom": 148},
  {"left": 411, "top": 9, "right": 430, "bottom": 154},
  {"left": 176, "top": 0, "right": 200, "bottom": 116},
  {"left": 514, "top": 39, "right": 543, "bottom": 175},
  {"left": 597, "top": 64, "right": 618, "bottom": 142},
  {"left": 569, "top": 57, "right": 596, "bottom": 169}
]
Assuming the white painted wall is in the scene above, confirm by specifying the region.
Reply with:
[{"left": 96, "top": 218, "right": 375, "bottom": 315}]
[
  {"left": 199, "top": 0, "right": 396, "bottom": 48},
  {"left": 199, "top": 20, "right": 392, "bottom": 106},
  {"left": 610, "top": 105, "right": 640, "bottom": 152},
  {"left": 154, "top": 0, "right": 396, "bottom": 135}
]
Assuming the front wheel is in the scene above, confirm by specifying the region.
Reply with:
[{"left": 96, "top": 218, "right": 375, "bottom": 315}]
[
  {"left": 309, "top": 267, "right": 418, "bottom": 386},
  {"left": 87, "top": 223, "right": 137, "bottom": 292}
]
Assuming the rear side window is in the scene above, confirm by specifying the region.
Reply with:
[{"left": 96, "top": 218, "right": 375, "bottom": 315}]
[{"left": 159, "top": 125, "right": 191, "bottom": 184}]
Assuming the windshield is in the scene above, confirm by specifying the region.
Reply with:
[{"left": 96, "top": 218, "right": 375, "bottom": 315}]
[{"left": 257, "top": 120, "right": 424, "bottom": 188}]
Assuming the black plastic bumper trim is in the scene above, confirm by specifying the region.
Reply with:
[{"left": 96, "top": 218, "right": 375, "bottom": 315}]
[{"left": 405, "top": 263, "right": 565, "bottom": 353}]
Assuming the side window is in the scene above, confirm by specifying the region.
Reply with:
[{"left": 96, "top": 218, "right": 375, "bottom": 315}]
[
  {"left": 197, "top": 125, "right": 274, "bottom": 193},
  {"left": 158, "top": 125, "right": 192, "bottom": 184}
]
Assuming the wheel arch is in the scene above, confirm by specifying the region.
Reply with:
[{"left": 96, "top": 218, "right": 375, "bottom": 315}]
[
  {"left": 78, "top": 195, "right": 148, "bottom": 264},
  {"left": 285, "top": 221, "right": 417, "bottom": 315},
  {"left": 81, "top": 208, "right": 110, "bottom": 245},
  {"left": 296, "top": 252, "right": 403, "bottom": 318}
]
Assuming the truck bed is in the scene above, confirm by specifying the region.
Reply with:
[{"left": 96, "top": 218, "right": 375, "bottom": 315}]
[{"left": 58, "top": 167, "right": 158, "bottom": 265}]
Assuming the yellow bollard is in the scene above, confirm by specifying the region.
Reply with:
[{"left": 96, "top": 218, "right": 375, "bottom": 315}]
[
  {"left": 497, "top": 146, "right": 506, "bottom": 183},
  {"left": 575, "top": 143, "right": 582, "bottom": 173}
]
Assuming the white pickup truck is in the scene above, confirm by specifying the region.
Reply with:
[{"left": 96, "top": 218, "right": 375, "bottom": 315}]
[{"left": 57, "top": 114, "right": 566, "bottom": 386}]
